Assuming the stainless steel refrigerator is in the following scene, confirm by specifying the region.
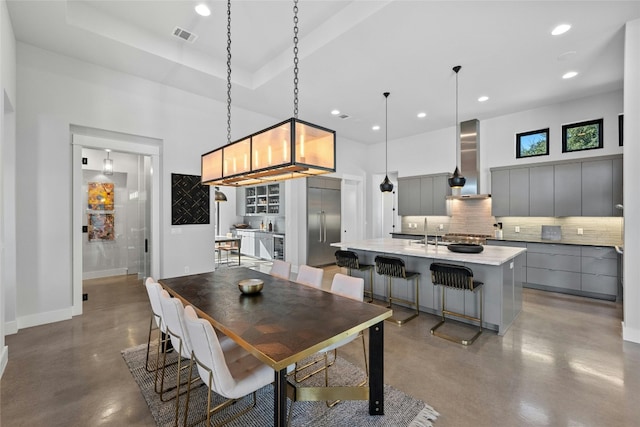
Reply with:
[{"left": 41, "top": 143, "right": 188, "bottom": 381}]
[{"left": 307, "top": 178, "right": 341, "bottom": 266}]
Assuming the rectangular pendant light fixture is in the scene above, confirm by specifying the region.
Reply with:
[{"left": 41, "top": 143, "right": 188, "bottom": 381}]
[{"left": 201, "top": 118, "right": 336, "bottom": 187}]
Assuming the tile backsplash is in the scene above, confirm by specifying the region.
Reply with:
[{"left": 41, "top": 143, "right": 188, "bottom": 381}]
[
  {"left": 496, "top": 216, "right": 623, "bottom": 246},
  {"left": 400, "top": 197, "right": 623, "bottom": 246}
]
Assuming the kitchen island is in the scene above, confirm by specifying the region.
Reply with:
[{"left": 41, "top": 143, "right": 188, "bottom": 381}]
[{"left": 331, "top": 238, "right": 526, "bottom": 335}]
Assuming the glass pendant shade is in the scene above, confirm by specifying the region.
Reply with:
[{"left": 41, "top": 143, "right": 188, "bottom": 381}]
[
  {"left": 202, "top": 118, "right": 335, "bottom": 187},
  {"left": 103, "top": 152, "right": 113, "bottom": 175}
]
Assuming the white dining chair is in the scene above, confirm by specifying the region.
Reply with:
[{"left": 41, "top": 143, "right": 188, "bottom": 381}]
[
  {"left": 182, "top": 305, "right": 276, "bottom": 426},
  {"left": 294, "top": 273, "right": 368, "bottom": 407},
  {"left": 295, "top": 264, "right": 324, "bottom": 288},
  {"left": 158, "top": 290, "right": 198, "bottom": 424},
  {"left": 143, "top": 278, "right": 165, "bottom": 373},
  {"left": 269, "top": 259, "right": 291, "bottom": 280}
]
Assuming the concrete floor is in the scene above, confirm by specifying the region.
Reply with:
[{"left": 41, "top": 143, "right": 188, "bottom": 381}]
[{"left": 2, "top": 262, "right": 640, "bottom": 426}]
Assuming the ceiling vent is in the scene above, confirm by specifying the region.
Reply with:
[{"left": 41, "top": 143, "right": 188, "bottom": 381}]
[
  {"left": 338, "top": 114, "right": 350, "bottom": 120},
  {"left": 172, "top": 27, "right": 198, "bottom": 43}
]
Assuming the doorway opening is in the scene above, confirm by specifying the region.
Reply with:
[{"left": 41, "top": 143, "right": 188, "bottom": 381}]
[{"left": 72, "top": 130, "right": 161, "bottom": 316}]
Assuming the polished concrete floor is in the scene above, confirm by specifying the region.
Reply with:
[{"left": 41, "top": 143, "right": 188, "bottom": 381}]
[{"left": 2, "top": 261, "right": 640, "bottom": 426}]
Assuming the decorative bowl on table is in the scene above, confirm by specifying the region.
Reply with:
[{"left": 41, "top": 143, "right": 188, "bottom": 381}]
[
  {"left": 238, "top": 279, "right": 264, "bottom": 294},
  {"left": 447, "top": 243, "right": 484, "bottom": 254}
]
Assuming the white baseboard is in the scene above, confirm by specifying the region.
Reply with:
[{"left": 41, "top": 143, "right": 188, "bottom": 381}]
[
  {"left": 0, "top": 345, "right": 8, "bottom": 379},
  {"left": 622, "top": 321, "right": 640, "bottom": 344},
  {"left": 4, "top": 320, "right": 17, "bottom": 335},
  {"left": 17, "top": 308, "right": 73, "bottom": 330},
  {"left": 82, "top": 268, "right": 128, "bottom": 280}
]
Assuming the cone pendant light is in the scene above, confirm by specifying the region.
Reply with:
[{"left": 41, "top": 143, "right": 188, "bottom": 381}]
[
  {"left": 448, "top": 65, "right": 466, "bottom": 189},
  {"left": 380, "top": 92, "right": 394, "bottom": 193}
]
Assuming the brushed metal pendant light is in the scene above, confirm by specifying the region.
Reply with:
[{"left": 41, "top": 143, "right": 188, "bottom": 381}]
[
  {"left": 380, "top": 92, "right": 394, "bottom": 193},
  {"left": 448, "top": 65, "right": 466, "bottom": 189}
]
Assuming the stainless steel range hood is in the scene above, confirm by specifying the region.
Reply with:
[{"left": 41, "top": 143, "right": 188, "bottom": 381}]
[{"left": 448, "top": 119, "right": 491, "bottom": 199}]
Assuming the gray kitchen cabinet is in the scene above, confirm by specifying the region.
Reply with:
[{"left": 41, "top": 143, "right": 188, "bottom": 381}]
[
  {"left": 432, "top": 175, "right": 450, "bottom": 215},
  {"left": 582, "top": 159, "right": 614, "bottom": 216},
  {"left": 509, "top": 168, "right": 530, "bottom": 216},
  {"left": 529, "top": 165, "right": 554, "bottom": 216},
  {"left": 613, "top": 156, "right": 623, "bottom": 217},
  {"left": 241, "top": 183, "right": 283, "bottom": 216},
  {"left": 398, "top": 177, "right": 421, "bottom": 216},
  {"left": 419, "top": 176, "right": 434, "bottom": 214},
  {"left": 491, "top": 169, "right": 510, "bottom": 217},
  {"left": 553, "top": 162, "right": 582, "bottom": 216},
  {"left": 256, "top": 232, "right": 274, "bottom": 260},
  {"left": 398, "top": 178, "right": 420, "bottom": 216},
  {"left": 399, "top": 174, "right": 451, "bottom": 216},
  {"left": 526, "top": 243, "right": 581, "bottom": 291},
  {"left": 581, "top": 246, "right": 617, "bottom": 299}
]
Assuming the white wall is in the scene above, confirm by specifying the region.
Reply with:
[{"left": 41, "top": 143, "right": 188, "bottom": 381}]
[
  {"left": 481, "top": 90, "right": 624, "bottom": 193},
  {"left": 0, "top": 0, "right": 16, "bottom": 376},
  {"left": 13, "top": 42, "right": 280, "bottom": 329},
  {"left": 622, "top": 19, "right": 640, "bottom": 343}
]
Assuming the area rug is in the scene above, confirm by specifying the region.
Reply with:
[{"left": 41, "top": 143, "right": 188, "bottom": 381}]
[{"left": 122, "top": 343, "right": 438, "bottom": 426}]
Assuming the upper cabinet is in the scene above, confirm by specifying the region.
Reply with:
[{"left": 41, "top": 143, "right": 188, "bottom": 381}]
[
  {"left": 398, "top": 173, "right": 451, "bottom": 216},
  {"left": 237, "top": 183, "right": 284, "bottom": 216},
  {"left": 491, "top": 155, "right": 622, "bottom": 217}
]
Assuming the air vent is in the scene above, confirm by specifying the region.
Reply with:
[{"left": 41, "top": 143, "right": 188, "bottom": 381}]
[
  {"left": 172, "top": 26, "right": 198, "bottom": 43},
  {"left": 338, "top": 114, "right": 350, "bottom": 120}
]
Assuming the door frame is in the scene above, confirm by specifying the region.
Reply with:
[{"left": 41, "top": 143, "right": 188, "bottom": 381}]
[{"left": 71, "top": 133, "right": 161, "bottom": 316}]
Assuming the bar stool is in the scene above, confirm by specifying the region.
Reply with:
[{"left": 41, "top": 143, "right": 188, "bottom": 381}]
[
  {"left": 335, "top": 250, "right": 374, "bottom": 302},
  {"left": 374, "top": 255, "right": 420, "bottom": 325},
  {"left": 430, "top": 262, "right": 484, "bottom": 346}
]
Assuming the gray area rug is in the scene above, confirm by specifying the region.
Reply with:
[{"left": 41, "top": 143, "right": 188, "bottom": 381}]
[{"left": 122, "top": 343, "right": 438, "bottom": 426}]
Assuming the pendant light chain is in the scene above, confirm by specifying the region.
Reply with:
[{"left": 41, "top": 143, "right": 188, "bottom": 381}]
[
  {"left": 385, "top": 93, "right": 389, "bottom": 174},
  {"left": 226, "top": 0, "right": 232, "bottom": 145},
  {"left": 455, "top": 66, "right": 459, "bottom": 166},
  {"left": 293, "top": 0, "right": 299, "bottom": 119}
]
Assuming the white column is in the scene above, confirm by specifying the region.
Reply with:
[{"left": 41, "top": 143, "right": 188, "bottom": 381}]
[{"left": 623, "top": 18, "right": 640, "bottom": 343}]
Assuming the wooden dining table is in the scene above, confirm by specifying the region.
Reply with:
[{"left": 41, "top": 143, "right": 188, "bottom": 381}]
[{"left": 159, "top": 267, "right": 392, "bottom": 427}]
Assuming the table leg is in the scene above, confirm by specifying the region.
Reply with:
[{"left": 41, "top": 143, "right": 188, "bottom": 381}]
[
  {"left": 274, "top": 368, "right": 287, "bottom": 427},
  {"left": 369, "top": 321, "right": 384, "bottom": 415}
]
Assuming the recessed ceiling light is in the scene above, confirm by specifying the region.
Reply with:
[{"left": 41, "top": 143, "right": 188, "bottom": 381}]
[
  {"left": 195, "top": 4, "right": 211, "bottom": 17},
  {"left": 552, "top": 24, "right": 571, "bottom": 36},
  {"left": 372, "top": 125, "right": 380, "bottom": 131},
  {"left": 331, "top": 109, "right": 340, "bottom": 115},
  {"left": 417, "top": 112, "right": 427, "bottom": 118},
  {"left": 478, "top": 96, "right": 489, "bottom": 102},
  {"left": 563, "top": 71, "right": 578, "bottom": 79}
]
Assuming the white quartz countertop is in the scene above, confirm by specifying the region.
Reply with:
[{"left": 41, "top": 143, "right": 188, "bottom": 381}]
[{"left": 331, "top": 238, "right": 526, "bottom": 266}]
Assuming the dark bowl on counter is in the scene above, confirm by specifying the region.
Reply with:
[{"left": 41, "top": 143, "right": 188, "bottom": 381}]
[{"left": 447, "top": 243, "right": 484, "bottom": 254}]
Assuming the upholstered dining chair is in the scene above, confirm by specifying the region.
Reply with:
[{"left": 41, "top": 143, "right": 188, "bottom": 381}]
[
  {"left": 269, "top": 259, "right": 291, "bottom": 280},
  {"left": 144, "top": 278, "right": 165, "bottom": 373},
  {"left": 158, "top": 289, "right": 197, "bottom": 424},
  {"left": 183, "top": 305, "right": 276, "bottom": 426},
  {"left": 295, "top": 264, "right": 324, "bottom": 288},
  {"left": 293, "top": 273, "right": 368, "bottom": 407}
]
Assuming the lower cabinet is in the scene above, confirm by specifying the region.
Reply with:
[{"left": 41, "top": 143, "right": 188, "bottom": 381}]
[
  {"left": 486, "top": 240, "right": 618, "bottom": 300},
  {"left": 237, "top": 231, "right": 275, "bottom": 260}
]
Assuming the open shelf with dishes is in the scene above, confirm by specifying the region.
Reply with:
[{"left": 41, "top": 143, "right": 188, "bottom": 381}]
[{"left": 243, "top": 183, "right": 283, "bottom": 215}]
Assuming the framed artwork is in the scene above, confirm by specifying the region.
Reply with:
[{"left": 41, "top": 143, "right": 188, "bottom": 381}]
[
  {"left": 562, "top": 118, "right": 603, "bottom": 153},
  {"left": 516, "top": 128, "right": 549, "bottom": 158},
  {"left": 619, "top": 114, "right": 624, "bottom": 146},
  {"left": 171, "top": 173, "right": 210, "bottom": 225},
  {"left": 88, "top": 182, "right": 115, "bottom": 210},
  {"left": 88, "top": 213, "right": 115, "bottom": 242}
]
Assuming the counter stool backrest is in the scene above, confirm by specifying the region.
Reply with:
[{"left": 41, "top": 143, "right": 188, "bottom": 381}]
[
  {"left": 430, "top": 263, "right": 480, "bottom": 291},
  {"left": 375, "top": 255, "right": 409, "bottom": 279},
  {"left": 335, "top": 250, "right": 361, "bottom": 270}
]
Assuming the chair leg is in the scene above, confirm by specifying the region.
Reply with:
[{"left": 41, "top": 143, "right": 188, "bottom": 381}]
[
  {"left": 385, "top": 276, "right": 419, "bottom": 325},
  {"left": 145, "top": 315, "right": 156, "bottom": 372},
  {"left": 431, "top": 286, "right": 483, "bottom": 346}
]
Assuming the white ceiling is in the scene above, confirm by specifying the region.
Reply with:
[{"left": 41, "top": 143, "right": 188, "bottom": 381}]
[{"left": 7, "top": 1, "right": 640, "bottom": 144}]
